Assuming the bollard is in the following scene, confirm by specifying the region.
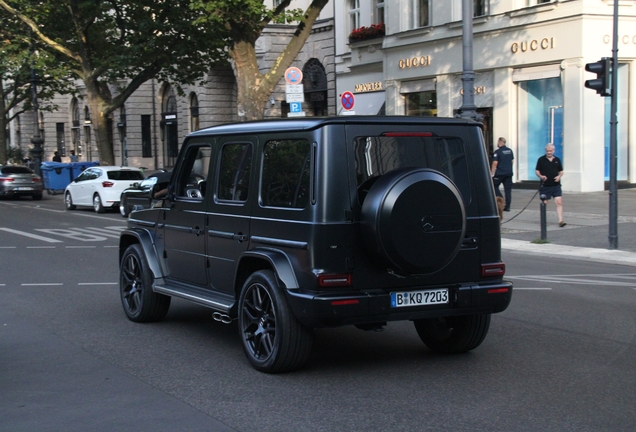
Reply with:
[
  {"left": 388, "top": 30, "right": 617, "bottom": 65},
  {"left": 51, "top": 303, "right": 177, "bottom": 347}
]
[{"left": 540, "top": 194, "right": 547, "bottom": 241}]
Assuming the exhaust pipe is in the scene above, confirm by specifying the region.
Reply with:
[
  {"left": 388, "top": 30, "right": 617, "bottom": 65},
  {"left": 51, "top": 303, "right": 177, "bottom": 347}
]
[{"left": 212, "top": 312, "right": 233, "bottom": 324}]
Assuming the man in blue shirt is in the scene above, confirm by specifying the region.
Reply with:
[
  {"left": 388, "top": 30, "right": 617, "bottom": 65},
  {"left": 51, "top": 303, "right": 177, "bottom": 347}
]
[{"left": 491, "top": 137, "right": 514, "bottom": 211}]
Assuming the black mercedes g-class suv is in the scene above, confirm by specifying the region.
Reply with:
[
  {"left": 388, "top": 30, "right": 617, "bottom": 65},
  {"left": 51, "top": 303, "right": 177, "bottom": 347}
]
[{"left": 119, "top": 116, "right": 512, "bottom": 373}]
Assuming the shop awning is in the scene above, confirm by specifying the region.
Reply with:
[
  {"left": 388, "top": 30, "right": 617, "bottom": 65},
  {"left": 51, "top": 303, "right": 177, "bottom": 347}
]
[{"left": 338, "top": 92, "right": 386, "bottom": 115}]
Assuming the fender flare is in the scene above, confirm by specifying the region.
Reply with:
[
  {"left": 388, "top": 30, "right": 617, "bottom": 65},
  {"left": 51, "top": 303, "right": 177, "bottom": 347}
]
[
  {"left": 119, "top": 228, "right": 164, "bottom": 280},
  {"left": 239, "top": 248, "right": 299, "bottom": 290}
]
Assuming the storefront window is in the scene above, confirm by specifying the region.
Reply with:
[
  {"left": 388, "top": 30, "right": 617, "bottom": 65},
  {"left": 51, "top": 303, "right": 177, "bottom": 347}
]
[
  {"left": 517, "top": 77, "right": 563, "bottom": 181},
  {"left": 405, "top": 91, "right": 437, "bottom": 117}
]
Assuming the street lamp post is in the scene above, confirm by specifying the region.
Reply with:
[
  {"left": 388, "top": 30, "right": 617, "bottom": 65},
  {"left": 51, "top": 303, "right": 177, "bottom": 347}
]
[
  {"left": 29, "top": 56, "right": 44, "bottom": 177},
  {"left": 117, "top": 111, "right": 127, "bottom": 166}
]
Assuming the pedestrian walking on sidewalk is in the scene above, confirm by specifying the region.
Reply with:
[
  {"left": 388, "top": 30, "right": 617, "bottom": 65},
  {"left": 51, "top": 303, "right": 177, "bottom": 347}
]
[
  {"left": 491, "top": 137, "right": 514, "bottom": 211},
  {"left": 52, "top": 151, "right": 62, "bottom": 162},
  {"left": 535, "top": 143, "right": 566, "bottom": 227},
  {"left": 69, "top": 150, "right": 78, "bottom": 162}
]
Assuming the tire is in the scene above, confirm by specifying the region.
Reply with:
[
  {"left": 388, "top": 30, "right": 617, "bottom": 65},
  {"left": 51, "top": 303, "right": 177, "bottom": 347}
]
[
  {"left": 119, "top": 195, "right": 130, "bottom": 217},
  {"left": 360, "top": 168, "right": 466, "bottom": 275},
  {"left": 93, "top": 193, "right": 105, "bottom": 213},
  {"left": 238, "top": 270, "right": 313, "bottom": 373},
  {"left": 65, "top": 191, "right": 76, "bottom": 210},
  {"left": 32, "top": 193, "right": 43, "bottom": 200},
  {"left": 414, "top": 314, "right": 491, "bottom": 354},
  {"left": 119, "top": 244, "right": 171, "bottom": 322}
]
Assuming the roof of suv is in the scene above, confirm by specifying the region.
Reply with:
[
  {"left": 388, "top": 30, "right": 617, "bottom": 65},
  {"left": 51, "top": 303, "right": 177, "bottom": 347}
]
[{"left": 189, "top": 115, "right": 482, "bottom": 137}]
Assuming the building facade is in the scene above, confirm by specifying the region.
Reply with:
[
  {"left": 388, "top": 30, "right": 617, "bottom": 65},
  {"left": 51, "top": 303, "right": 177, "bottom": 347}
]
[
  {"left": 8, "top": 4, "right": 335, "bottom": 171},
  {"left": 335, "top": 0, "right": 636, "bottom": 192}
]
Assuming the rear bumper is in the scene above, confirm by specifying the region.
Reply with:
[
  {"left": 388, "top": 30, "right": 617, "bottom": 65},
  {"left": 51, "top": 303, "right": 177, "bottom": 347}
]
[
  {"left": 286, "top": 280, "right": 513, "bottom": 328},
  {"left": 0, "top": 186, "right": 43, "bottom": 196}
]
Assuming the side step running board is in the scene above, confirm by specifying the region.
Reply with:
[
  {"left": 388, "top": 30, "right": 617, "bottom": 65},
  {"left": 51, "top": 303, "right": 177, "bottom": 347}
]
[{"left": 154, "top": 283, "right": 234, "bottom": 314}]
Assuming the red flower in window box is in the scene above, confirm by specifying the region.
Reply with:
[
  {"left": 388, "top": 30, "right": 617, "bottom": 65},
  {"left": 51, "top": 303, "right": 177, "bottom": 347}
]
[{"left": 348, "top": 23, "right": 385, "bottom": 42}]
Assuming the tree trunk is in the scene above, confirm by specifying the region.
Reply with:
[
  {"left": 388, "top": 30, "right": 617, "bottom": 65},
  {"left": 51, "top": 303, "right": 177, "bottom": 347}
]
[
  {"left": 85, "top": 81, "right": 115, "bottom": 165},
  {"left": 230, "top": 41, "right": 271, "bottom": 121},
  {"left": 0, "top": 79, "right": 7, "bottom": 164}
]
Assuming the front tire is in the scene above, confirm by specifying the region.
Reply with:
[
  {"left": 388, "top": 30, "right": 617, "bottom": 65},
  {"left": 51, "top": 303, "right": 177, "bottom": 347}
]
[
  {"left": 119, "top": 195, "right": 130, "bottom": 217},
  {"left": 93, "top": 193, "right": 105, "bottom": 213},
  {"left": 65, "top": 192, "right": 76, "bottom": 210},
  {"left": 238, "top": 270, "right": 313, "bottom": 373},
  {"left": 120, "top": 244, "right": 171, "bottom": 322},
  {"left": 414, "top": 314, "right": 491, "bottom": 354}
]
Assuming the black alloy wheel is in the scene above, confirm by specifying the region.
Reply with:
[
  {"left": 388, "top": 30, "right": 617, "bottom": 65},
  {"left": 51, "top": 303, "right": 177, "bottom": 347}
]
[
  {"left": 120, "top": 244, "right": 170, "bottom": 322},
  {"left": 238, "top": 270, "right": 313, "bottom": 373}
]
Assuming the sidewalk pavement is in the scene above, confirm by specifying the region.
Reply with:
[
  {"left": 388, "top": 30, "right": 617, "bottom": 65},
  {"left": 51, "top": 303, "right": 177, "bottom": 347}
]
[{"left": 500, "top": 187, "right": 636, "bottom": 267}]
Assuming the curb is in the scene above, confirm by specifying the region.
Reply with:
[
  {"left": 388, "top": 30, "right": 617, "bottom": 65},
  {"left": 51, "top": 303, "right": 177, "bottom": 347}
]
[{"left": 501, "top": 238, "right": 636, "bottom": 267}]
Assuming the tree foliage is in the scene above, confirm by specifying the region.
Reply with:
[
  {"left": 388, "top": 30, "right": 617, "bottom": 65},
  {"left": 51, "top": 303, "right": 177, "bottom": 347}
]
[
  {"left": 0, "top": 0, "right": 227, "bottom": 165},
  {"left": 0, "top": 13, "right": 75, "bottom": 164}
]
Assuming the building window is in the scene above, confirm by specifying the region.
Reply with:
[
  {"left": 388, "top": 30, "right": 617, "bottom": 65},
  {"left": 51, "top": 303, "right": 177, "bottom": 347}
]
[
  {"left": 349, "top": 0, "right": 360, "bottom": 34},
  {"left": 412, "top": 0, "right": 429, "bottom": 28},
  {"left": 474, "top": 0, "right": 488, "bottom": 17},
  {"left": 405, "top": 91, "right": 437, "bottom": 116},
  {"left": 56, "top": 123, "right": 66, "bottom": 156},
  {"left": 375, "top": 0, "right": 385, "bottom": 25},
  {"left": 190, "top": 93, "right": 200, "bottom": 132},
  {"left": 141, "top": 115, "right": 152, "bottom": 158}
]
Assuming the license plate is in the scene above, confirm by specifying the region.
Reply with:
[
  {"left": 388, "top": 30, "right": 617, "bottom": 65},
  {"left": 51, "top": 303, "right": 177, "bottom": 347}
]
[
  {"left": 390, "top": 289, "right": 449, "bottom": 308},
  {"left": 15, "top": 187, "right": 33, "bottom": 191}
]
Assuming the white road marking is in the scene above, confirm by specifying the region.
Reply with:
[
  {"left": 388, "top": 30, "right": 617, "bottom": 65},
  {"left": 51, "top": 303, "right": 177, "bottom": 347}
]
[
  {"left": 66, "top": 246, "right": 96, "bottom": 248},
  {"left": 509, "top": 273, "right": 636, "bottom": 287},
  {"left": 514, "top": 287, "right": 553, "bottom": 290},
  {"left": 74, "top": 227, "right": 121, "bottom": 238},
  {"left": 27, "top": 246, "right": 56, "bottom": 249},
  {"left": 0, "top": 246, "right": 17, "bottom": 249},
  {"left": 0, "top": 227, "right": 62, "bottom": 243},
  {"left": 21, "top": 283, "right": 63, "bottom": 286},
  {"left": 77, "top": 282, "right": 117, "bottom": 285},
  {"left": 35, "top": 228, "right": 108, "bottom": 241}
]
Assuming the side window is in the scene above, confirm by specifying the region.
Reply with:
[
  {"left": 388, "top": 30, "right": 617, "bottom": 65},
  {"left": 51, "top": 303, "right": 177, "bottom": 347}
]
[
  {"left": 261, "top": 139, "right": 310, "bottom": 209},
  {"left": 217, "top": 143, "right": 253, "bottom": 202},
  {"left": 175, "top": 145, "right": 211, "bottom": 200}
]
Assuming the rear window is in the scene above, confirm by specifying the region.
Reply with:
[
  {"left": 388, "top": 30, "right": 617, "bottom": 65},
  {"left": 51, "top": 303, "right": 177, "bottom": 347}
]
[
  {"left": 107, "top": 170, "right": 145, "bottom": 181},
  {"left": 1, "top": 166, "right": 33, "bottom": 174},
  {"left": 354, "top": 135, "right": 471, "bottom": 204}
]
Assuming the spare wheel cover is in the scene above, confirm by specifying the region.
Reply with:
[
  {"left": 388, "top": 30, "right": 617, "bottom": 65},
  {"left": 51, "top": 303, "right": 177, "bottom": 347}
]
[{"left": 360, "top": 168, "right": 466, "bottom": 274}]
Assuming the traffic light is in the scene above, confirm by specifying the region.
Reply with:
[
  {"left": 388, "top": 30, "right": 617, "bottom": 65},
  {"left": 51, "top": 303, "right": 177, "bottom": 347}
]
[{"left": 584, "top": 57, "right": 611, "bottom": 97}]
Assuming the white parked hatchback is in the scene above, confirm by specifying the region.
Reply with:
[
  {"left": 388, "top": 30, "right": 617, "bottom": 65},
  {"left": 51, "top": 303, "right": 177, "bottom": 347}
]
[{"left": 64, "top": 166, "right": 145, "bottom": 213}]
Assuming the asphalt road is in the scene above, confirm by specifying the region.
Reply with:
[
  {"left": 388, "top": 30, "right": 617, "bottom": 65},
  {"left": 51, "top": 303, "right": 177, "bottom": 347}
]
[{"left": 1, "top": 194, "right": 635, "bottom": 431}]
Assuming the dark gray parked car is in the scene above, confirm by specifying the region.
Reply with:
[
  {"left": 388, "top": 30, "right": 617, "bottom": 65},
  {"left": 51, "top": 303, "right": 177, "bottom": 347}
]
[
  {"left": 0, "top": 165, "right": 44, "bottom": 199},
  {"left": 119, "top": 116, "right": 513, "bottom": 373}
]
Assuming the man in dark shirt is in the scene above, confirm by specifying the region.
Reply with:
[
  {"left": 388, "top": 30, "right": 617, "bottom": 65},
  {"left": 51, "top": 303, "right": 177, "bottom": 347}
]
[
  {"left": 535, "top": 143, "right": 566, "bottom": 227},
  {"left": 52, "top": 151, "right": 62, "bottom": 162},
  {"left": 491, "top": 137, "right": 514, "bottom": 211}
]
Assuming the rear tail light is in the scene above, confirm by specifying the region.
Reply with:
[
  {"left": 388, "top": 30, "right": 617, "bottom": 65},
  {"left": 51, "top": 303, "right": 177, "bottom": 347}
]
[
  {"left": 331, "top": 299, "right": 359, "bottom": 306},
  {"left": 481, "top": 262, "right": 506, "bottom": 278},
  {"left": 487, "top": 288, "right": 510, "bottom": 294},
  {"left": 102, "top": 181, "right": 115, "bottom": 187},
  {"left": 33, "top": 177, "right": 42, "bottom": 183},
  {"left": 0, "top": 178, "right": 15, "bottom": 182},
  {"left": 317, "top": 273, "right": 352, "bottom": 287}
]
